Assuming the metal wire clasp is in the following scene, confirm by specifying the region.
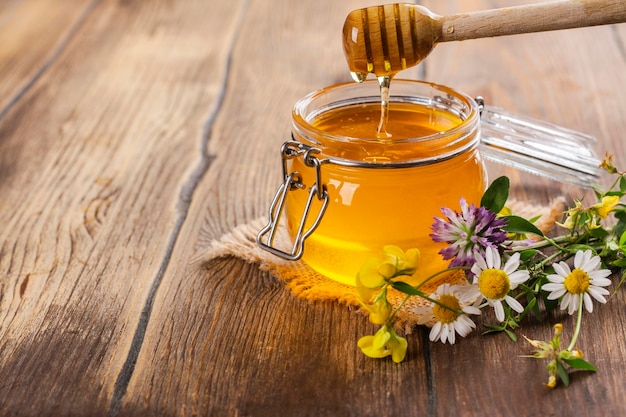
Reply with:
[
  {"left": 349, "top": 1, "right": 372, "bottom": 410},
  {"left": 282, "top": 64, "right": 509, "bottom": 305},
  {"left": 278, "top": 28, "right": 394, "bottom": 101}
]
[{"left": 257, "top": 140, "right": 329, "bottom": 260}]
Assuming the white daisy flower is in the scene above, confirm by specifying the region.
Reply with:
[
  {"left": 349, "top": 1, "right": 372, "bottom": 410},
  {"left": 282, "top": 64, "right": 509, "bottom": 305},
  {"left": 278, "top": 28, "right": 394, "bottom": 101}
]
[
  {"left": 414, "top": 284, "right": 481, "bottom": 345},
  {"left": 542, "top": 249, "right": 612, "bottom": 315},
  {"left": 469, "top": 246, "right": 531, "bottom": 322}
]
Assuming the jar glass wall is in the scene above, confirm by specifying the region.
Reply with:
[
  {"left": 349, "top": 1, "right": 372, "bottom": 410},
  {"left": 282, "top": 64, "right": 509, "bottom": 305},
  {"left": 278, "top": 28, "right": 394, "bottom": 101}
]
[{"left": 286, "top": 80, "right": 487, "bottom": 286}]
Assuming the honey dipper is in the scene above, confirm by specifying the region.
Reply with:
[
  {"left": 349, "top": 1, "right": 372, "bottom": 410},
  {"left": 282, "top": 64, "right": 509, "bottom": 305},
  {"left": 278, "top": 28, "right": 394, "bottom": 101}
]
[{"left": 343, "top": 1, "right": 626, "bottom": 79}]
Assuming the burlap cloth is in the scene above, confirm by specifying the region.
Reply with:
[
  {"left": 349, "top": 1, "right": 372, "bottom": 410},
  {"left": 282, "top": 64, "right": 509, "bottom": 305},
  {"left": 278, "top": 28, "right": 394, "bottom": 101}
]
[{"left": 198, "top": 197, "right": 566, "bottom": 333}]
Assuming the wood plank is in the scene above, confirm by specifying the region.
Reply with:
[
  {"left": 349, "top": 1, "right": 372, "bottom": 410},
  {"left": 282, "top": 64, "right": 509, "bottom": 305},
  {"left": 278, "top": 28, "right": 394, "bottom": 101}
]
[
  {"left": 122, "top": 257, "right": 432, "bottom": 416},
  {"left": 7, "top": 0, "right": 626, "bottom": 416},
  {"left": 0, "top": 0, "right": 93, "bottom": 115},
  {"left": 117, "top": 0, "right": 435, "bottom": 414},
  {"left": 47, "top": 0, "right": 626, "bottom": 416},
  {"left": 422, "top": 1, "right": 626, "bottom": 415},
  {"left": 0, "top": 0, "right": 243, "bottom": 415}
]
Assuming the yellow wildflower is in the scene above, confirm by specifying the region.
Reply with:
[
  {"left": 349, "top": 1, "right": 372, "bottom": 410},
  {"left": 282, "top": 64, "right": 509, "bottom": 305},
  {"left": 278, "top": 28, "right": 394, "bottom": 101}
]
[
  {"left": 599, "top": 152, "right": 618, "bottom": 174},
  {"left": 357, "top": 325, "right": 407, "bottom": 363},
  {"left": 360, "top": 290, "right": 392, "bottom": 325},
  {"left": 557, "top": 200, "right": 584, "bottom": 230},
  {"left": 357, "top": 257, "right": 393, "bottom": 289},
  {"left": 382, "top": 245, "right": 420, "bottom": 272},
  {"left": 356, "top": 246, "right": 420, "bottom": 290},
  {"left": 590, "top": 195, "right": 619, "bottom": 219}
]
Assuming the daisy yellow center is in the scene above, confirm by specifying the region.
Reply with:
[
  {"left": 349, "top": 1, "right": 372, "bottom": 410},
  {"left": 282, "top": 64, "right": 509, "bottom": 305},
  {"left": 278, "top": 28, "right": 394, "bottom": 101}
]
[
  {"left": 433, "top": 294, "right": 461, "bottom": 324},
  {"left": 564, "top": 268, "right": 590, "bottom": 294},
  {"left": 478, "top": 269, "right": 510, "bottom": 300}
]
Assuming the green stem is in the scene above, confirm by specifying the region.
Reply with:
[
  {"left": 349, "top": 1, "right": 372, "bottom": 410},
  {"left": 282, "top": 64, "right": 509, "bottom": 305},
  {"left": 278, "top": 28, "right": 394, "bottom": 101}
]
[
  {"left": 538, "top": 250, "right": 568, "bottom": 268},
  {"left": 388, "top": 293, "right": 411, "bottom": 322},
  {"left": 608, "top": 175, "right": 621, "bottom": 191},
  {"left": 387, "top": 284, "right": 464, "bottom": 323},
  {"left": 413, "top": 266, "right": 469, "bottom": 290},
  {"left": 567, "top": 294, "right": 584, "bottom": 351},
  {"left": 508, "top": 235, "right": 572, "bottom": 252},
  {"left": 396, "top": 287, "right": 464, "bottom": 316},
  {"left": 388, "top": 267, "right": 469, "bottom": 318},
  {"left": 543, "top": 235, "right": 570, "bottom": 252}
]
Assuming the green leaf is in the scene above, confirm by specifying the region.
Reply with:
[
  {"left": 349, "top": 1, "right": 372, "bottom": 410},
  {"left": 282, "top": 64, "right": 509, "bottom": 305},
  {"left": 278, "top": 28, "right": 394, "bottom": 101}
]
[
  {"left": 592, "top": 186, "right": 603, "bottom": 200},
  {"left": 562, "top": 358, "right": 597, "bottom": 371},
  {"left": 503, "top": 215, "right": 544, "bottom": 237},
  {"left": 620, "top": 175, "right": 626, "bottom": 193},
  {"left": 526, "top": 294, "right": 543, "bottom": 321},
  {"left": 619, "top": 231, "right": 626, "bottom": 254},
  {"left": 391, "top": 281, "right": 424, "bottom": 296},
  {"left": 589, "top": 227, "right": 609, "bottom": 240},
  {"left": 615, "top": 210, "right": 626, "bottom": 239},
  {"left": 504, "top": 328, "right": 518, "bottom": 342},
  {"left": 519, "top": 249, "right": 538, "bottom": 261},
  {"left": 482, "top": 324, "right": 505, "bottom": 335},
  {"left": 481, "top": 176, "right": 510, "bottom": 213},
  {"left": 612, "top": 258, "right": 626, "bottom": 268},
  {"left": 557, "top": 359, "right": 570, "bottom": 387},
  {"left": 614, "top": 270, "right": 626, "bottom": 293},
  {"left": 522, "top": 297, "right": 537, "bottom": 314},
  {"left": 541, "top": 290, "right": 560, "bottom": 314},
  {"left": 481, "top": 323, "right": 518, "bottom": 341}
]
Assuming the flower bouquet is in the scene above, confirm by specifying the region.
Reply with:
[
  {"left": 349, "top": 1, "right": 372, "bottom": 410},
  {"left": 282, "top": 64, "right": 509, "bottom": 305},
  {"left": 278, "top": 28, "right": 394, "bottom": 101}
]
[{"left": 356, "top": 154, "right": 626, "bottom": 388}]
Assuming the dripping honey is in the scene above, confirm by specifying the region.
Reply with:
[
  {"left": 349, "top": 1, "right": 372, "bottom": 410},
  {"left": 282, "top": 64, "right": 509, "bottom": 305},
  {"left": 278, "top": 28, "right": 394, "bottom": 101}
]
[{"left": 287, "top": 95, "right": 486, "bottom": 286}]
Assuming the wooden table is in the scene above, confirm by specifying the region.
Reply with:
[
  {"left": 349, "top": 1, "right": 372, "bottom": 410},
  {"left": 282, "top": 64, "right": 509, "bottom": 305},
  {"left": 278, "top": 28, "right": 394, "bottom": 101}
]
[{"left": 2, "top": 0, "right": 626, "bottom": 415}]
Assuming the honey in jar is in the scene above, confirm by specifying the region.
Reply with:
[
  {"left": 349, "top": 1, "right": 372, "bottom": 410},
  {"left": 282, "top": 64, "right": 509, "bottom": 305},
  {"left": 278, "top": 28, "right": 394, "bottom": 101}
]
[{"left": 260, "top": 79, "right": 487, "bottom": 286}]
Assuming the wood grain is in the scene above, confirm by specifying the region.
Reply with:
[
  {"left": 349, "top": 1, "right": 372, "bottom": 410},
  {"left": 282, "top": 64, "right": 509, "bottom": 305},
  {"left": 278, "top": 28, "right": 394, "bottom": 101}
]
[
  {"left": 120, "top": 257, "right": 433, "bottom": 416},
  {"left": 0, "top": 0, "right": 94, "bottom": 115},
  {"left": 2, "top": 0, "right": 626, "bottom": 416},
  {"left": 120, "top": 0, "right": 626, "bottom": 416},
  {"left": 0, "top": 0, "right": 243, "bottom": 415}
]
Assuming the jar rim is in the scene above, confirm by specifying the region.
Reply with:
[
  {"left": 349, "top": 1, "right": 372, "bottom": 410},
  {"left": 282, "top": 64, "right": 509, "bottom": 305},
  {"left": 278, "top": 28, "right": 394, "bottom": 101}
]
[
  {"left": 291, "top": 79, "right": 481, "bottom": 167},
  {"left": 292, "top": 79, "right": 480, "bottom": 146}
]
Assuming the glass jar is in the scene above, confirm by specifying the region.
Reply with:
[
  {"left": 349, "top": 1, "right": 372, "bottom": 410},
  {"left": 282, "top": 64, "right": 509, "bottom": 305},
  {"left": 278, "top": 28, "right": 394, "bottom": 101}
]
[
  {"left": 259, "top": 80, "right": 486, "bottom": 286},
  {"left": 257, "top": 79, "right": 601, "bottom": 286}
]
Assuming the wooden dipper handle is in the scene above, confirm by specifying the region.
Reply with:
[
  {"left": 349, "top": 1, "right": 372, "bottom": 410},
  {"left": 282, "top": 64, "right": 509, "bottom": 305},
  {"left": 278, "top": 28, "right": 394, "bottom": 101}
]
[
  {"left": 343, "top": 0, "right": 626, "bottom": 78},
  {"left": 441, "top": 0, "right": 626, "bottom": 41}
]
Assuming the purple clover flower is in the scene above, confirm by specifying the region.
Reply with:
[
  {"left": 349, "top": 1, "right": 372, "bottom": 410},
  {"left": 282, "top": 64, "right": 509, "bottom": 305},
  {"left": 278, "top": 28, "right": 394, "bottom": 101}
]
[{"left": 430, "top": 197, "right": 508, "bottom": 268}]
